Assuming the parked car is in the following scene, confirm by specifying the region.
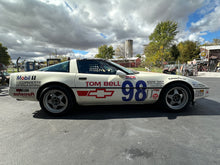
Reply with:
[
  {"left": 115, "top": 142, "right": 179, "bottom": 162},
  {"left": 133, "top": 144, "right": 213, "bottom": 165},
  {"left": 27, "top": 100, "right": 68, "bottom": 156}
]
[
  {"left": 0, "top": 71, "right": 10, "bottom": 84},
  {"left": 9, "top": 59, "right": 209, "bottom": 115},
  {"left": 180, "top": 64, "right": 194, "bottom": 76},
  {"left": 185, "top": 64, "right": 194, "bottom": 76},
  {"left": 163, "top": 65, "right": 177, "bottom": 74}
]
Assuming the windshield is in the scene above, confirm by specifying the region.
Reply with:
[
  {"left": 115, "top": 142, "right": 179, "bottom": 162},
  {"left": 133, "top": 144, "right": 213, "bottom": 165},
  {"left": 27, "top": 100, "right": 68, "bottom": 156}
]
[
  {"left": 3, "top": 72, "right": 10, "bottom": 76},
  {"left": 39, "top": 61, "right": 69, "bottom": 72},
  {"left": 108, "top": 60, "right": 137, "bottom": 74}
]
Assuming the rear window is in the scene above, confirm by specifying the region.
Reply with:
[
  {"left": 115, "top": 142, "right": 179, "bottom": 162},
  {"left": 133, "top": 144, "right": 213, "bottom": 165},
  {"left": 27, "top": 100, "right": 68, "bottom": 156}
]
[{"left": 39, "top": 61, "right": 69, "bottom": 72}]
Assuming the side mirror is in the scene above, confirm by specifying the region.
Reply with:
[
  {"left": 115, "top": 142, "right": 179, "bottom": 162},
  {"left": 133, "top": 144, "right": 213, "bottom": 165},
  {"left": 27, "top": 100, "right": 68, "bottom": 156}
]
[{"left": 116, "top": 70, "right": 126, "bottom": 77}]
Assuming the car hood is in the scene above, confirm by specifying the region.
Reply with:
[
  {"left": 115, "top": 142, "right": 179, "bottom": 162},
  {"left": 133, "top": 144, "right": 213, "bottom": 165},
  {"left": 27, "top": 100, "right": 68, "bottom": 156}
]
[{"left": 137, "top": 71, "right": 208, "bottom": 89}]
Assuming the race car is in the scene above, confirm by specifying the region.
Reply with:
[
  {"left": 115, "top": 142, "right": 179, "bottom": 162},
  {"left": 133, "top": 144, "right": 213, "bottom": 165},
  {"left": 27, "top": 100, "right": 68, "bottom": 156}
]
[{"left": 9, "top": 59, "right": 209, "bottom": 115}]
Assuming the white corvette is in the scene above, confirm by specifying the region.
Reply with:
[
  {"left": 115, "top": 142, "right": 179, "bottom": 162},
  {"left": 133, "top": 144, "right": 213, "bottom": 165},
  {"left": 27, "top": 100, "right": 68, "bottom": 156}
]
[{"left": 9, "top": 59, "right": 209, "bottom": 115}]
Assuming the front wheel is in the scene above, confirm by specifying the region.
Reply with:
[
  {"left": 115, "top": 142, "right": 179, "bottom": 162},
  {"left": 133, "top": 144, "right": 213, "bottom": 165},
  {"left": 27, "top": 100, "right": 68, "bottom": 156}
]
[
  {"left": 39, "top": 86, "right": 73, "bottom": 115},
  {"left": 160, "top": 83, "right": 191, "bottom": 112}
]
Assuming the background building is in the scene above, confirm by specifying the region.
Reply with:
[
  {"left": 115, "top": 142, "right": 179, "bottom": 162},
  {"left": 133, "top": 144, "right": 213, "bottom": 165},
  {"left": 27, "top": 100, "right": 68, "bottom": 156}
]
[
  {"left": 200, "top": 45, "right": 220, "bottom": 71},
  {"left": 125, "top": 40, "right": 133, "bottom": 58},
  {"left": 111, "top": 57, "right": 141, "bottom": 68},
  {"left": 113, "top": 39, "right": 139, "bottom": 67}
]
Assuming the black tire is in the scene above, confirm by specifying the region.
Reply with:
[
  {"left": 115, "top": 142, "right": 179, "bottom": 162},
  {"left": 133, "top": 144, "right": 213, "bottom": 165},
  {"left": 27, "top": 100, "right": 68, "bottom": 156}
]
[
  {"left": 160, "top": 83, "right": 191, "bottom": 112},
  {"left": 39, "top": 85, "right": 74, "bottom": 116}
]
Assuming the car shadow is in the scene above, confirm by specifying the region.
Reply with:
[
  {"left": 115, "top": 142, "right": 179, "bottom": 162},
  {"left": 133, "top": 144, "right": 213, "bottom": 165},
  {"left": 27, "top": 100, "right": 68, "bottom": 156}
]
[{"left": 33, "top": 98, "right": 220, "bottom": 120}]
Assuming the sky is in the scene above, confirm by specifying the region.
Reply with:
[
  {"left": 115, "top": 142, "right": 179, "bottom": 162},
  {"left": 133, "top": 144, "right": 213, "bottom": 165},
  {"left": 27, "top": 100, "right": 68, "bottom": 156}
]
[{"left": 0, "top": 0, "right": 220, "bottom": 62}]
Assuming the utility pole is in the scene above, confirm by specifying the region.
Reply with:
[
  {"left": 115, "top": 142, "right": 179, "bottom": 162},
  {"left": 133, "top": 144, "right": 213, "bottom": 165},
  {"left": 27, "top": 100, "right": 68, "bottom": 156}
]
[{"left": 16, "top": 57, "right": 21, "bottom": 72}]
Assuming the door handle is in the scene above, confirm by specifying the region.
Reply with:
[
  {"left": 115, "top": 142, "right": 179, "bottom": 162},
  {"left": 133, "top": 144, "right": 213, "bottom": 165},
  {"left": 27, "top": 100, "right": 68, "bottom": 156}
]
[{"left": 79, "top": 77, "right": 87, "bottom": 80}]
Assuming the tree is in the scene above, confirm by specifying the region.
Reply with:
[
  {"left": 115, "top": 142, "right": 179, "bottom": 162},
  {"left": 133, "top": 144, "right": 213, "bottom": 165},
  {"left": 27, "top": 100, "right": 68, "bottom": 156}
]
[
  {"left": 213, "top": 38, "right": 220, "bottom": 45},
  {"left": 149, "top": 20, "right": 178, "bottom": 48},
  {"left": 136, "top": 54, "right": 141, "bottom": 58},
  {"left": 95, "top": 45, "right": 115, "bottom": 59},
  {"left": 115, "top": 44, "right": 125, "bottom": 58},
  {"left": 169, "top": 44, "right": 180, "bottom": 61},
  {"left": 177, "top": 40, "right": 200, "bottom": 63},
  {"left": 144, "top": 42, "right": 160, "bottom": 66},
  {"left": 145, "top": 20, "right": 178, "bottom": 67},
  {"left": 0, "top": 43, "right": 11, "bottom": 66}
]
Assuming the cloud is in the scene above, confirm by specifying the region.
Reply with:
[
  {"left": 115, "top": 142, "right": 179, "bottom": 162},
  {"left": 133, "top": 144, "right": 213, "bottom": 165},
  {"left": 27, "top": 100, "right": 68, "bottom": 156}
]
[
  {"left": 176, "top": 31, "right": 206, "bottom": 44},
  {"left": 190, "top": 1, "right": 220, "bottom": 33},
  {"left": 0, "top": 0, "right": 212, "bottom": 61}
]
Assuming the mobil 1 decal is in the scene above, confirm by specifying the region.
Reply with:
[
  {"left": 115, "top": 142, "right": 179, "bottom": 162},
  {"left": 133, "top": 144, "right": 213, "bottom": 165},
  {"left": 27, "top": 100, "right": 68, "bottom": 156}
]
[{"left": 122, "top": 80, "right": 147, "bottom": 101}]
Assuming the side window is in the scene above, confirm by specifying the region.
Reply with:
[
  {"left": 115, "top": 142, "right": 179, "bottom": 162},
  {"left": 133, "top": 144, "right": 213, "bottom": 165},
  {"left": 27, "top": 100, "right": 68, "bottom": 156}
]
[
  {"left": 77, "top": 60, "right": 117, "bottom": 74},
  {"left": 99, "top": 61, "right": 117, "bottom": 74}
]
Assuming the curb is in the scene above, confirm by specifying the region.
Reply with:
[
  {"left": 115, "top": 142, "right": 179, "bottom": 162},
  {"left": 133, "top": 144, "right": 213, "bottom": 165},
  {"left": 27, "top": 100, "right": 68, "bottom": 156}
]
[{"left": 197, "top": 72, "right": 220, "bottom": 78}]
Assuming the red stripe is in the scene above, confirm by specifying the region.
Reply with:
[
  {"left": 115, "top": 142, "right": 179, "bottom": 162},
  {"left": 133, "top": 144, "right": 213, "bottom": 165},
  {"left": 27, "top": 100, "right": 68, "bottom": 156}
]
[{"left": 77, "top": 91, "right": 89, "bottom": 96}]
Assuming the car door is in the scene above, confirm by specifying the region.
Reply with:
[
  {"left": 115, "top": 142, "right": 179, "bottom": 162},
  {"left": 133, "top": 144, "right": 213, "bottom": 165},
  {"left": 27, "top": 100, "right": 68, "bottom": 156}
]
[{"left": 75, "top": 59, "right": 144, "bottom": 105}]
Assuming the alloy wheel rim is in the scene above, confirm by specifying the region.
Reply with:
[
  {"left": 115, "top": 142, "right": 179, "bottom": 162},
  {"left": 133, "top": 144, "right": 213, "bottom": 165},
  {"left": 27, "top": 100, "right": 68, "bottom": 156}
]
[
  {"left": 165, "top": 87, "right": 188, "bottom": 110},
  {"left": 43, "top": 89, "right": 68, "bottom": 113}
]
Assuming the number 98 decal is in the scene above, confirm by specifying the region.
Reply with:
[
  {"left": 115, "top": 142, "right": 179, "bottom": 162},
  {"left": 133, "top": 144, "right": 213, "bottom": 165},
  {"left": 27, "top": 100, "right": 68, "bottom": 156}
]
[{"left": 122, "top": 80, "right": 147, "bottom": 101}]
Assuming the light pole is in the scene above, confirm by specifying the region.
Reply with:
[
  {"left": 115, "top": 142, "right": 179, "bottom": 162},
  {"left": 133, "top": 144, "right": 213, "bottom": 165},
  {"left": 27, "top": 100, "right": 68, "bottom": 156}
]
[{"left": 16, "top": 57, "right": 21, "bottom": 72}]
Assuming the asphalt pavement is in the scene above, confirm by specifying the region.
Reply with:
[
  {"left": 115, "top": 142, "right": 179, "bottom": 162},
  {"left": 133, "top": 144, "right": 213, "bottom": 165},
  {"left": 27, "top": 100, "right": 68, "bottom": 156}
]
[{"left": 0, "top": 76, "right": 220, "bottom": 165}]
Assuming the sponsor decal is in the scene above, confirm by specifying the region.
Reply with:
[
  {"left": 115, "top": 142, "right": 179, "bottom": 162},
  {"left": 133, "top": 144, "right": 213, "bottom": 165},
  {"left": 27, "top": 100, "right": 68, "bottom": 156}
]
[
  {"left": 152, "top": 93, "right": 159, "bottom": 100},
  {"left": 147, "top": 81, "right": 164, "bottom": 87},
  {"left": 77, "top": 89, "right": 114, "bottom": 98},
  {"left": 17, "top": 75, "right": 36, "bottom": 81},
  {"left": 13, "top": 92, "right": 35, "bottom": 97},
  {"left": 151, "top": 89, "right": 161, "bottom": 100},
  {"left": 16, "top": 89, "right": 29, "bottom": 92},
  {"left": 86, "top": 81, "right": 121, "bottom": 87},
  {"left": 168, "top": 77, "right": 186, "bottom": 80},
  {"left": 16, "top": 81, "right": 41, "bottom": 87},
  {"left": 192, "top": 83, "right": 206, "bottom": 88},
  {"left": 14, "top": 88, "right": 35, "bottom": 97}
]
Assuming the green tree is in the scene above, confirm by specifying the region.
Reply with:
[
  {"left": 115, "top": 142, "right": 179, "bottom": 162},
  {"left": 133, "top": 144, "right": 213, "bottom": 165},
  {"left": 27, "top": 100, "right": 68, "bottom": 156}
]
[
  {"left": 149, "top": 20, "right": 178, "bottom": 48},
  {"left": 213, "top": 38, "right": 220, "bottom": 45},
  {"left": 95, "top": 45, "right": 115, "bottom": 59},
  {"left": 145, "top": 20, "right": 178, "bottom": 67},
  {"left": 136, "top": 54, "right": 141, "bottom": 58},
  {"left": 169, "top": 44, "right": 180, "bottom": 61},
  {"left": 0, "top": 43, "right": 11, "bottom": 66},
  {"left": 144, "top": 42, "right": 160, "bottom": 66},
  {"left": 177, "top": 40, "right": 200, "bottom": 63}
]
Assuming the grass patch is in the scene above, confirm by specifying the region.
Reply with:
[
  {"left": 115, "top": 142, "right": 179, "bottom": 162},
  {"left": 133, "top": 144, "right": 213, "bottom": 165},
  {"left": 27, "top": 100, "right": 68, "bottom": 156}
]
[
  {"left": 7, "top": 68, "right": 18, "bottom": 73},
  {"left": 129, "top": 67, "right": 163, "bottom": 73}
]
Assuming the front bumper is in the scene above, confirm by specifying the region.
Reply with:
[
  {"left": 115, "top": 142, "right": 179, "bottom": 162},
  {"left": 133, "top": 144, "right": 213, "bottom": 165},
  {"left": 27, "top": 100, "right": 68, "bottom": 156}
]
[{"left": 194, "top": 88, "right": 209, "bottom": 100}]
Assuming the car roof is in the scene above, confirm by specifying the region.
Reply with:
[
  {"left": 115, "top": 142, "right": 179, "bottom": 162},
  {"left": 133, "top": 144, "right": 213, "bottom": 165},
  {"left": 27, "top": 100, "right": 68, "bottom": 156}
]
[{"left": 77, "top": 58, "right": 107, "bottom": 61}]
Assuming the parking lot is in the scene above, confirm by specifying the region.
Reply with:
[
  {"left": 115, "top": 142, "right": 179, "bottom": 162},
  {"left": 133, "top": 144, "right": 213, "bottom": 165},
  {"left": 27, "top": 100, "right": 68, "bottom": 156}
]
[{"left": 0, "top": 77, "right": 220, "bottom": 165}]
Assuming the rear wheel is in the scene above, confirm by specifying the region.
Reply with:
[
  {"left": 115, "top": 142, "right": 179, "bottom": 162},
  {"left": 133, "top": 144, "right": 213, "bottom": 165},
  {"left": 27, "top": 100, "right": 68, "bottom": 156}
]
[
  {"left": 40, "top": 86, "right": 73, "bottom": 115},
  {"left": 160, "top": 83, "right": 191, "bottom": 112}
]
